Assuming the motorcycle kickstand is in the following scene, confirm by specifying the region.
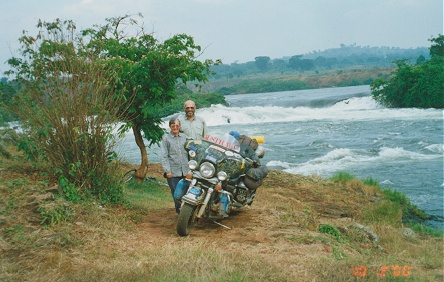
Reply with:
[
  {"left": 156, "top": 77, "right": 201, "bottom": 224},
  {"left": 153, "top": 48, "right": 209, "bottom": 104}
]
[{"left": 213, "top": 220, "right": 232, "bottom": 230}]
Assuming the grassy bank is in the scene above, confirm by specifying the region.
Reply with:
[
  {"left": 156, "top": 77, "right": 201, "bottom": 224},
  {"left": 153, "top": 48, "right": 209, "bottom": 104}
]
[{"left": 1, "top": 149, "right": 443, "bottom": 281}]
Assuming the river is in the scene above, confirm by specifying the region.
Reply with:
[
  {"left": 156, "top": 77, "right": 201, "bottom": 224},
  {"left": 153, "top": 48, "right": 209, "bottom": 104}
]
[{"left": 117, "top": 85, "right": 443, "bottom": 228}]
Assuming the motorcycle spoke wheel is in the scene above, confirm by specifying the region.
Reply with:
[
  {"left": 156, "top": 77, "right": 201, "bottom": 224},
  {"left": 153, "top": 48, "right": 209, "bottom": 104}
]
[{"left": 176, "top": 203, "right": 199, "bottom": 236}]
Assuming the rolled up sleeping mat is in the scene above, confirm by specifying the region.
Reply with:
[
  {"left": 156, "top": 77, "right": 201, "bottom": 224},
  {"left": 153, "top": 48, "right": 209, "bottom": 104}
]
[
  {"left": 174, "top": 179, "right": 190, "bottom": 201},
  {"left": 249, "top": 135, "right": 264, "bottom": 144}
]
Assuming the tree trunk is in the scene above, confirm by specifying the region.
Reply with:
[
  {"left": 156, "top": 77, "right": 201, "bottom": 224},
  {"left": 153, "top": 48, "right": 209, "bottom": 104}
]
[{"left": 132, "top": 124, "right": 149, "bottom": 181}]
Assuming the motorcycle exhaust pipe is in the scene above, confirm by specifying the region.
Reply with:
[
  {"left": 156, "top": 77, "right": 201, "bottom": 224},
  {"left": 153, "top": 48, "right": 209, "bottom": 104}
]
[{"left": 196, "top": 187, "right": 213, "bottom": 218}]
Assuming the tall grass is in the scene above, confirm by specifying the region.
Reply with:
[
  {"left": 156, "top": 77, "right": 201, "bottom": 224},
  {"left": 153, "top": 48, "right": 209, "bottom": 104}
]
[
  {"left": 382, "top": 188, "right": 429, "bottom": 223},
  {"left": 330, "top": 172, "right": 431, "bottom": 226},
  {"left": 329, "top": 171, "right": 355, "bottom": 182}
]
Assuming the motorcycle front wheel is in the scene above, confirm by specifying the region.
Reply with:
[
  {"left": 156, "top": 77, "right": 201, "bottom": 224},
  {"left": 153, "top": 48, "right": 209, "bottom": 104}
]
[{"left": 176, "top": 203, "right": 199, "bottom": 236}]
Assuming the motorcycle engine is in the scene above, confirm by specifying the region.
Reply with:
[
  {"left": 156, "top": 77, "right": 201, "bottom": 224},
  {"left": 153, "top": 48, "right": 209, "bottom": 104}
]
[
  {"left": 234, "top": 186, "right": 248, "bottom": 204},
  {"left": 225, "top": 184, "right": 236, "bottom": 193}
]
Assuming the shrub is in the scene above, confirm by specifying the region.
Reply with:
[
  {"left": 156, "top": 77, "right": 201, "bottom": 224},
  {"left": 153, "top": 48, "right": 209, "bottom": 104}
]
[
  {"left": 318, "top": 224, "right": 343, "bottom": 242},
  {"left": 38, "top": 200, "right": 74, "bottom": 226},
  {"left": 6, "top": 19, "right": 126, "bottom": 204},
  {"left": 371, "top": 35, "right": 444, "bottom": 109}
]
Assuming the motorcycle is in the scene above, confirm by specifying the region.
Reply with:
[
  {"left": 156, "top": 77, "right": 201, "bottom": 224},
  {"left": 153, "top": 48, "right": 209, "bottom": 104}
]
[{"left": 175, "top": 132, "right": 267, "bottom": 236}]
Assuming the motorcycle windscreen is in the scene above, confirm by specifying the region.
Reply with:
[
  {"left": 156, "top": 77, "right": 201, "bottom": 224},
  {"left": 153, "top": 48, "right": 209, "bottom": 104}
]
[{"left": 203, "top": 133, "right": 240, "bottom": 153}]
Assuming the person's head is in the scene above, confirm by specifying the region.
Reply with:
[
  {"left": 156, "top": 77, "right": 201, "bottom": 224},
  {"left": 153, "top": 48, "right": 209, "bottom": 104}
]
[
  {"left": 169, "top": 118, "right": 181, "bottom": 135},
  {"left": 183, "top": 100, "right": 196, "bottom": 119}
]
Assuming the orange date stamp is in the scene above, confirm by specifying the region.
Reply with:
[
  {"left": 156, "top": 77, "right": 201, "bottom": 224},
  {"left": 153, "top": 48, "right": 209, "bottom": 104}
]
[{"left": 353, "top": 265, "right": 411, "bottom": 278}]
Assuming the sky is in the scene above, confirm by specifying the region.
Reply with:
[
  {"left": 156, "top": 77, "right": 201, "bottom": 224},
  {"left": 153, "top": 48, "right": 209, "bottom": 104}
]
[{"left": 0, "top": 0, "right": 442, "bottom": 74}]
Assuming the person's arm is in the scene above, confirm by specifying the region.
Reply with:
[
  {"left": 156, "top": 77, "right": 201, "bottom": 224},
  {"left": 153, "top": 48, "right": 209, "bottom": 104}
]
[
  {"left": 201, "top": 117, "right": 208, "bottom": 138},
  {"left": 160, "top": 136, "right": 171, "bottom": 174}
]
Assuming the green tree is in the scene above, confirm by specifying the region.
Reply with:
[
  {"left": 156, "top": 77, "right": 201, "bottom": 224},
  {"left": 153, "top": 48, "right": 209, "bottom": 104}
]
[
  {"left": 271, "top": 59, "right": 287, "bottom": 73},
  {"left": 254, "top": 56, "right": 270, "bottom": 72},
  {"left": 6, "top": 19, "right": 126, "bottom": 202},
  {"left": 416, "top": 54, "right": 426, "bottom": 64},
  {"left": 429, "top": 34, "right": 444, "bottom": 57},
  {"left": 288, "top": 55, "right": 302, "bottom": 70},
  {"left": 371, "top": 35, "right": 444, "bottom": 108},
  {"left": 299, "top": 59, "right": 315, "bottom": 71},
  {"left": 82, "top": 14, "right": 220, "bottom": 179}
]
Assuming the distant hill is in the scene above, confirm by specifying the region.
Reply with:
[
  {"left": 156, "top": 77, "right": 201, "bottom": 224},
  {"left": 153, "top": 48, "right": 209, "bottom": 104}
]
[
  {"left": 210, "top": 45, "right": 429, "bottom": 79},
  {"left": 201, "top": 45, "right": 428, "bottom": 95},
  {"left": 296, "top": 44, "right": 428, "bottom": 60}
]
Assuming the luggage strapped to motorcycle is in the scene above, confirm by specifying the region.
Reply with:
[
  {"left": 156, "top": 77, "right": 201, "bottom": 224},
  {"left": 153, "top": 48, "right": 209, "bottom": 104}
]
[{"left": 238, "top": 135, "right": 259, "bottom": 150}]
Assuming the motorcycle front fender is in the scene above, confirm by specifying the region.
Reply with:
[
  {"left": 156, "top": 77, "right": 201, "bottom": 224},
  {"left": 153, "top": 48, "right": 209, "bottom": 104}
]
[{"left": 181, "top": 186, "right": 214, "bottom": 218}]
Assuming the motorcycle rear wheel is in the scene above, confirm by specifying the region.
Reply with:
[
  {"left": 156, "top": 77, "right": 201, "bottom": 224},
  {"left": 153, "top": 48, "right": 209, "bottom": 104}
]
[{"left": 176, "top": 203, "right": 199, "bottom": 236}]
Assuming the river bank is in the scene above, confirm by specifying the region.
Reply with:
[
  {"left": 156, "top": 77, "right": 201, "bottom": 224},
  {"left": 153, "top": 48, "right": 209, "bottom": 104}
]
[{"left": 1, "top": 147, "right": 443, "bottom": 281}]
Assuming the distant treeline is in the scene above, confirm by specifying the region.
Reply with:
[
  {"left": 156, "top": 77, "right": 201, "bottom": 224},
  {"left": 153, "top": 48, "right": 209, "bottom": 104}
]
[
  {"left": 203, "top": 68, "right": 392, "bottom": 95},
  {"left": 210, "top": 45, "right": 429, "bottom": 79}
]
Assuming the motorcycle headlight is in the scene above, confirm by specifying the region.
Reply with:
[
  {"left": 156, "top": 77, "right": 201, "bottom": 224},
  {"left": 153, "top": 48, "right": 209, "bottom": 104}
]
[
  {"left": 188, "top": 160, "right": 198, "bottom": 170},
  {"left": 217, "top": 171, "right": 228, "bottom": 181},
  {"left": 200, "top": 162, "right": 215, "bottom": 178}
]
